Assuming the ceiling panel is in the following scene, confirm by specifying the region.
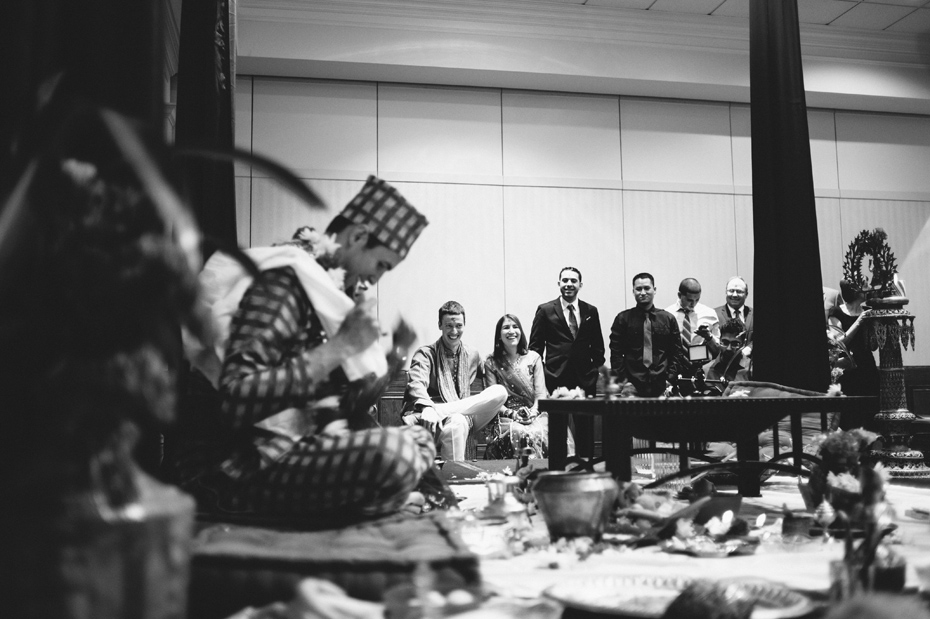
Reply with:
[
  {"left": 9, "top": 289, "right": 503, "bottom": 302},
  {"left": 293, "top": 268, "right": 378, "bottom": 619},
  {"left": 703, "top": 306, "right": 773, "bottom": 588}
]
[
  {"left": 827, "top": 2, "right": 917, "bottom": 29},
  {"left": 648, "top": 0, "right": 726, "bottom": 15},
  {"left": 585, "top": 0, "right": 657, "bottom": 8},
  {"left": 711, "top": 0, "right": 747, "bottom": 18},
  {"left": 885, "top": 6, "right": 930, "bottom": 31},
  {"left": 798, "top": 0, "right": 859, "bottom": 25},
  {"left": 587, "top": 0, "right": 930, "bottom": 32},
  {"left": 863, "top": 0, "right": 928, "bottom": 7}
]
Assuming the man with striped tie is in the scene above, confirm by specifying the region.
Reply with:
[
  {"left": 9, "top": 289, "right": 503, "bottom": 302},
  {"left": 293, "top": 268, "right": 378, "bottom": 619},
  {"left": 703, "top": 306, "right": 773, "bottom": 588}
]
[{"left": 665, "top": 278, "right": 720, "bottom": 382}]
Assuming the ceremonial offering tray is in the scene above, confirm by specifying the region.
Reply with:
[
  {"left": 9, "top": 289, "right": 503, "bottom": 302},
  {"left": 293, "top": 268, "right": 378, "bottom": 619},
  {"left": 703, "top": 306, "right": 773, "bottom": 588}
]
[
  {"left": 543, "top": 575, "right": 814, "bottom": 618},
  {"left": 661, "top": 535, "right": 760, "bottom": 558}
]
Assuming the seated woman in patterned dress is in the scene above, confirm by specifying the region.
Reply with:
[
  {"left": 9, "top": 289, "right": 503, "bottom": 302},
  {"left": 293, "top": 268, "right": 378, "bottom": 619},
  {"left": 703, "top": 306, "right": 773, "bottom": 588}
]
[{"left": 482, "top": 313, "right": 561, "bottom": 459}]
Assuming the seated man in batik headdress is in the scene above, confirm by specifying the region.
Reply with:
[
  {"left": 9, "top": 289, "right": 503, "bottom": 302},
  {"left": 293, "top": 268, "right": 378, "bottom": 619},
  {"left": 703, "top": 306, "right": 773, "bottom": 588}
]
[{"left": 174, "top": 176, "right": 435, "bottom": 519}]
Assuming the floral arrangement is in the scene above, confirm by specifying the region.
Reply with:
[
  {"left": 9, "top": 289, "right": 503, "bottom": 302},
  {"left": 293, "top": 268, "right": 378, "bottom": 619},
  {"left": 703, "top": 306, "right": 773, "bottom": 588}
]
[
  {"left": 7, "top": 150, "right": 208, "bottom": 512},
  {"left": 826, "top": 325, "right": 855, "bottom": 385},
  {"left": 805, "top": 427, "right": 881, "bottom": 519},
  {"left": 804, "top": 428, "right": 902, "bottom": 593}
]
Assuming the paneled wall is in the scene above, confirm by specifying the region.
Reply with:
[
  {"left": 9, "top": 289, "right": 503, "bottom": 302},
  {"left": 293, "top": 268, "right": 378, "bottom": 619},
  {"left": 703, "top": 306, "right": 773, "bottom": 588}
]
[{"left": 233, "top": 76, "right": 930, "bottom": 366}]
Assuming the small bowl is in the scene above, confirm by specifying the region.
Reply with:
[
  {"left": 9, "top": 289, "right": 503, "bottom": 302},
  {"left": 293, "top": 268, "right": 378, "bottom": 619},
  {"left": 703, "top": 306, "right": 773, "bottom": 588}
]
[{"left": 532, "top": 471, "right": 619, "bottom": 540}]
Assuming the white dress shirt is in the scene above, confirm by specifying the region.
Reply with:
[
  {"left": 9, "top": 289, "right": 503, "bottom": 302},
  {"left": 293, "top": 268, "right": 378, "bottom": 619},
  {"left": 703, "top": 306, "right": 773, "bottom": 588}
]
[{"left": 664, "top": 301, "right": 719, "bottom": 344}]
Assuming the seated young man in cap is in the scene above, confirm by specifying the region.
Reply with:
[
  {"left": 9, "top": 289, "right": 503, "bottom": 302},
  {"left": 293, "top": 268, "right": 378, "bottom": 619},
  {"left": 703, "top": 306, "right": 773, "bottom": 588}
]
[
  {"left": 402, "top": 301, "right": 508, "bottom": 461},
  {"left": 172, "top": 176, "right": 435, "bottom": 519}
]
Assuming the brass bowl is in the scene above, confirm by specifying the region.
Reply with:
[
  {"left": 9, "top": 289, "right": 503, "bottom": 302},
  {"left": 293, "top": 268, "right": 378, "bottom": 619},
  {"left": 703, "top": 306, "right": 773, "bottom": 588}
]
[{"left": 532, "top": 471, "right": 619, "bottom": 540}]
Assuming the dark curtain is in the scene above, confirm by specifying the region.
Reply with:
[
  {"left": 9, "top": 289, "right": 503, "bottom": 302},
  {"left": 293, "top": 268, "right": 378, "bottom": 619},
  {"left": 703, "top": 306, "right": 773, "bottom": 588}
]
[
  {"left": 749, "top": 0, "right": 830, "bottom": 392},
  {"left": 0, "top": 0, "right": 163, "bottom": 196},
  {"left": 175, "top": 0, "right": 238, "bottom": 251}
]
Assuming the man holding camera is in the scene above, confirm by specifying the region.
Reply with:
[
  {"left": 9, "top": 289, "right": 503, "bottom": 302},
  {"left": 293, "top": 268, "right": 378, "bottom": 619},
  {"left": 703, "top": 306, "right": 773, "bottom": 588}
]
[{"left": 665, "top": 278, "right": 720, "bottom": 382}]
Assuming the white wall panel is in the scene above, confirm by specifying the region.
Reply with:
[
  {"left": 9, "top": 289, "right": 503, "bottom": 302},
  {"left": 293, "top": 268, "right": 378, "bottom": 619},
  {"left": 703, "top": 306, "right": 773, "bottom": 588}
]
[
  {"left": 836, "top": 112, "right": 930, "bottom": 200},
  {"left": 252, "top": 79, "right": 377, "bottom": 179},
  {"left": 502, "top": 92, "right": 622, "bottom": 187},
  {"left": 235, "top": 177, "right": 252, "bottom": 247},
  {"left": 378, "top": 85, "right": 502, "bottom": 183},
  {"left": 810, "top": 110, "right": 840, "bottom": 197},
  {"left": 621, "top": 191, "right": 738, "bottom": 310},
  {"left": 730, "top": 106, "right": 839, "bottom": 197},
  {"left": 375, "top": 183, "right": 506, "bottom": 359},
  {"left": 730, "top": 105, "right": 752, "bottom": 194},
  {"left": 838, "top": 198, "right": 930, "bottom": 364},
  {"left": 733, "top": 195, "right": 754, "bottom": 295},
  {"left": 502, "top": 186, "right": 625, "bottom": 350},
  {"left": 249, "top": 178, "right": 361, "bottom": 248},
  {"left": 238, "top": 80, "right": 930, "bottom": 367},
  {"left": 234, "top": 77, "right": 253, "bottom": 178},
  {"left": 816, "top": 198, "right": 844, "bottom": 291},
  {"left": 621, "top": 99, "right": 734, "bottom": 193}
]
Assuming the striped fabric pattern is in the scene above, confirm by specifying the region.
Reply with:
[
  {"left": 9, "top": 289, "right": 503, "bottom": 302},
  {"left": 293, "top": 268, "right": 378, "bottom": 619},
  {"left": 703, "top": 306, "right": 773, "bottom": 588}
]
[
  {"left": 203, "top": 265, "right": 434, "bottom": 515},
  {"left": 220, "top": 267, "right": 333, "bottom": 433},
  {"left": 235, "top": 425, "right": 436, "bottom": 517}
]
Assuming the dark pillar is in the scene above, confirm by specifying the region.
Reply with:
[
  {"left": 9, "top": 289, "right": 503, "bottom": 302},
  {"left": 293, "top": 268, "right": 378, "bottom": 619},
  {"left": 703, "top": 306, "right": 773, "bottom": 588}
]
[{"left": 749, "top": 0, "right": 830, "bottom": 392}]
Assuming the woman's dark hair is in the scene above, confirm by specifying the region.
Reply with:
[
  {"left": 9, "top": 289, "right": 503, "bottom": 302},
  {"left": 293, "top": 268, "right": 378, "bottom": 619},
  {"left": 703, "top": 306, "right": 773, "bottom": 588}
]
[
  {"left": 839, "top": 279, "right": 864, "bottom": 303},
  {"left": 493, "top": 313, "right": 528, "bottom": 363},
  {"left": 720, "top": 318, "right": 746, "bottom": 338}
]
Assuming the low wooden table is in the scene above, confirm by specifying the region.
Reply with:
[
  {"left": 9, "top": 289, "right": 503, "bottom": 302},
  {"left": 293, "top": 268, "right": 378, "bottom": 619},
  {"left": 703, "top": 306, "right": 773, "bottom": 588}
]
[{"left": 540, "top": 395, "right": 877, "bottom": 496}]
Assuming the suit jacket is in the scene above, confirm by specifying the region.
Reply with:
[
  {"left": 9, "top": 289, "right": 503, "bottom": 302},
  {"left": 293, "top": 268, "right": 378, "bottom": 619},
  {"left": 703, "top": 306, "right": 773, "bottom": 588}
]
[
  {"left": 529, "top": 298, "right": 605, "bottom": 395},
  {"left": 714, "top": 304, "right": 754, "bottom": 343}
]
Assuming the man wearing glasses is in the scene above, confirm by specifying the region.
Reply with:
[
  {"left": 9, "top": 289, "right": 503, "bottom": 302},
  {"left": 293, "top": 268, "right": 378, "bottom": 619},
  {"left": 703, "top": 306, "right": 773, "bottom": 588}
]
[{"left": 703, "top": 318, "right": 752, "bottom": 384}]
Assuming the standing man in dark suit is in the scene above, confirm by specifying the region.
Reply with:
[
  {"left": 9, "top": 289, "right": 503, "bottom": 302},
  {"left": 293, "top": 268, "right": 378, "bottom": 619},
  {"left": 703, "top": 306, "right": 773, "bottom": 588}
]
[
  {"left": 714, "top": 276, "right": 754, "bottom": 357},
  {"left": 530, "top": 267, "right": 605, "bottom": 457}
]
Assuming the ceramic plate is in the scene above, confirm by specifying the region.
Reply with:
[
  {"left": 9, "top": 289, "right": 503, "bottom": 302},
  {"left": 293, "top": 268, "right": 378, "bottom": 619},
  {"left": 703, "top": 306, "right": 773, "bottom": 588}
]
[
  {"left": 661, "top": 536, "right": 760, "bottom": 558},
  {"left": 543, "top": 575, "right": 814, "bottom": 619},
  {"left": 808, "top": 522, "right": 897, "bottom": 539}
]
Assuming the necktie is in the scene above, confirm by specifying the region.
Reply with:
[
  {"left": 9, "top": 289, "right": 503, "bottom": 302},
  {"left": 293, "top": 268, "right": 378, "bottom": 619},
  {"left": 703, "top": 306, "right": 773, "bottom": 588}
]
[
  {"left": 643, "top": 313, "right": 653, "bottom": 368},
  {"left": 568, "top": 304, "right": 578, "bottom": 338},
  {"left": 680, "top": 307, "right": 692, "bottom": 348}
]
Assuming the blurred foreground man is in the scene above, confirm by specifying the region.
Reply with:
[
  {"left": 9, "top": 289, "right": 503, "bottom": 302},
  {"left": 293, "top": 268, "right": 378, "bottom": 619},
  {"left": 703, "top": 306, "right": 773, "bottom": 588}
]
[{"left": 175, "top": 176, "right": 435, "bottom": 519}]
